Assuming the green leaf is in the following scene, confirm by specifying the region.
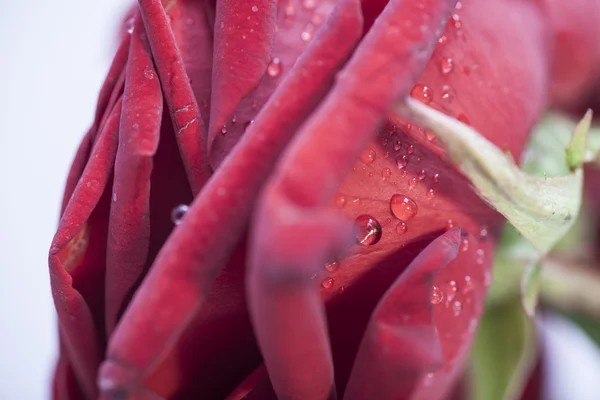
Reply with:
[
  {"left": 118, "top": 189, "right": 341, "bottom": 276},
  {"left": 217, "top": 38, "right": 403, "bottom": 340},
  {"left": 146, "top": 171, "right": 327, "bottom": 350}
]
[
  {"left": 521, "top": 263, "right": 540, "bottom": 317},
  {"left": 468, "top": 298, "right": 538, "bottom": 400},
  {"left": 398, "top": 99, "right": 587, "bottom": 255},
  {"left": 566, "top": 109, "right": 592, "bottom": 171}
]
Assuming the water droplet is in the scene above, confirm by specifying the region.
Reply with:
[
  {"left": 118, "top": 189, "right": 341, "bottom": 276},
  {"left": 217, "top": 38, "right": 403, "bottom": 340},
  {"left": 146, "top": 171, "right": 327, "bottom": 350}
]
[
  {"left": 407, "top": 144, "right": 415, "bottom": 155},
  {"left": 143, "top": 66, "right": 154, "bottom": 79},
  {"left": 231, "top": 115, "right": 237, "bottom": 124},
  {"left": 425, "top": 131, "right": 436, "bottom": 141},
  {"left": 479, "top": 225, "right": 489, "bottom": 239},
  {"left": 446, "top": 281, "right": 458, "bottom": 301},
  {"left": 426, "top": 189, "right": 435, "bottom": 199},
  {"left": 461, "top": 239, "right": 469, "bottom": 252},
  {"left": 251, "top": 5, "right": 259, "bottom": 12},
  {"left": 453, "top": 301, "right": 463, "bottom": 316},
  {"left": 325, "top": 261, "right": 339, "bottom": 272},
  {"left": 171, "top": 204, "right": 189, "bottom": 225},
  {"left": 393, "top": 140, "right": 402, "bottom": 151},
  {"left": 464, "top": 275, "right": 473, "bottom": 292},
  {"left": 433, "top": 173, "right": 440, "bottom": 183},
  {"left": 125, "top": 18, "right": 135, "bottom": 34},
  {"left": 382, "top": 168, "right": 392, "bottom": 179},
  {"left": 360, "top": 148, "right": 376, "bottom": 164},
  {"left": 411, "top": 84, "right": 433, "bottom": 105},
  {"left": 243, "top": 120, "right": 255, "bottom": 132},
  {"left": 476, "top": 249, "right": 485, "bottom": 264},
  {"left": 446, "top": 219, "right": 455, "bottom": 230},
  {"left": 300, "top": 24, "right": 314, "bottom": 41},
  {"left": 112, "top": 192, "right": 117, "bottom": 202},
  {"left": 221, "top": 125, "right": 227, "bottom": 135},
  {"left": 354, "top": 215, "right": 382, "bottom": 246},
  {"left": 396, "top": 155, "right": 408, "bottom": 169},
  {"left": 267, "top": 58, "right": 282, "bottom": 77},
  {"left": 440, "top": 58, "right": 454, "bottom": 75},
  {"left": 457, "top": 113, "right": 470, "bottom": 125},
  {"left": 438, "top": 35, "right": 448, "bottom": 45},
  {"left": 396, "top": 221, "right": 407, "bottom": 235},
  {"left": 441, "top": 85, "right": 455, "bottom": 103},
  {"left": 335, "top": 194, "right": 346, "bottom": 208},
  {"left": 321, "top": 277, "right": 334, "bottom": 289},
  {"left": 430, "top": 286, "right": 444, "bottom": 304},
  {"left": 380, "top": 136, "right": 388, "bottom": 147},
  {"left": 451, "top": 14, "right": 462, "bottom": 29},
  {"left": 418, "top": 170, "right": 426, "bottom": 180},
  {"left": 408, "top": 177, "right": 418, "bottom": 188},
  {"left": 390, "top": 194, "right": 418, "bottom": 221},
  {"left": 455, "top": 1, "right": 463, "bottom": 10}
]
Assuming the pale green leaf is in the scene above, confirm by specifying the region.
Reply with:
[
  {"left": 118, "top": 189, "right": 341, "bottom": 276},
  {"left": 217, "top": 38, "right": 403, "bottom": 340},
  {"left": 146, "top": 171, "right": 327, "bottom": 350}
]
[
  {"left": 468, "top": 298, "right": 537, "bottom": 400},
  {"left": 521, "top": 263, "right": 540, "bottom": 317},
  {"left": 566, "top": 109, "right": 592, "bottom": 171},
  {"left": 398, "top": 99, "right": 586, "bottom": 254}
]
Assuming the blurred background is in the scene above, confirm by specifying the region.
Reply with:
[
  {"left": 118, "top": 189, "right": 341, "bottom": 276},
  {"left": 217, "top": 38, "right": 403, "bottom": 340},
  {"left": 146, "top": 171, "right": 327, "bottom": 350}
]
[{"left": 2, "top": 1, "right": 600, "bottom": 399}]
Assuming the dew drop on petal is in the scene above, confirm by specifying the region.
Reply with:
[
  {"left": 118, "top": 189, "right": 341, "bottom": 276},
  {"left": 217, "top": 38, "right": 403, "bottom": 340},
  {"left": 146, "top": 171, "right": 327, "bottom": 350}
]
[
  {"left": 396, "top": 221, "right": 407, "bottom": 235},
  {"left": 430, "top": 286, "right": 444, "bottom": 305},
  {"left": 441, "top": 85, "right": 455, "bottom": 103},
  {"left": 382, "top": 168, "right": 392, "bottom": 179},
  {"left": 440, "top": 57, "right": 454, "bottom": 75},
  {"left": 464, "top": 275, "right": 473, "bottom": 293},
  {"left": 335, "top": 194, "right": 346, "bottom": 208},
  {"left": 453, "top": 301, "right": 463, "bottom": 316},
  {"left": 426, "top": 189, "right": 435, "bottom": 199},
  {"left": 479, "top": 225, "right": 489, "bottom": 238},
  {"left": 267, "top": 58, "right": 282, "bottom": 77},
  {"left": 407, "top": 144, "right": 415, "bottom": 155},
  {"left": 231, "top": 115, "right": 237, "bottom": 124},
  {"left": 321, "top": 277, "right": 334, "bottom": 289},
  {"left": 390, "top": 194, "right": 418, "bottom": 221},
  {"left": 171, "top": 204, "right": 189, "bottom": 225},
  {"left": 446, "top": 281, "right": 458, "bottom": 301},
  {"left": 461, "top": 238, "right": 469, "bottom": 252},
  {"left": 411, "top": 84, "right": 433, "bottom": 105},
  {"left": 446, "top": 219, "right": 455, "bottom": 230},
  {"left": 354, "top": 215, "right": 382, "bottom": 246},
  {"left": 325, "top": 261, "right": 339, "bottom": 272},
  {"left": 476, "top": 248, "right": 485, "bottom": 264},
  {"left": 360, "top": 148, "right": 376, "bottom": 164},
  {"left": 220, "top": 125, "right": 227, "bottom": 135},
  {"left": 393, "top": 140, "right": 402, "bottom": 151},
  {"left": 438, "top": 35, "right": 448, "bottom": 45},
  {"left": 300, "top": 24, "right": 314, "bottom": 41},
  {"left": 433, "top": 173, "right": 440, "bottom": 183},
  {"left": 408, "top": 176, "right": 418, "bottom": 188},
  {"left": 396, "top": 155, "right": 408, "bottom": 169},
  {"left": 418, "top": 169, "right": 426, "bottom": 180},
  {"left": 425, "top": 131, "right": 436, "bottom": 141},
  {"left": 125, "top": 18, "right": 135, "bottom": 34},
  {"left": 251, "top": 5, "right": 259, "bottom": 12}
]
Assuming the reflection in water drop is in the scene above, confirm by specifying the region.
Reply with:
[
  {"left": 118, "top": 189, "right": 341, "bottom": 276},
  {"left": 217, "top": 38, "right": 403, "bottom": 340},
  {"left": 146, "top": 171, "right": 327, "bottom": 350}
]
[
  {"left": 431, "top": 286, "right": 444, "bottom": 304},
  {"left": 390, "top": 194, "right": 418, "bottom": 221},
  {"left": 171, "top": 204, "right": 189, "bottom": 225},
  {"left": 411, "top": 84, "right": 433, "bottom": 105},
  {"left": 360, "top": 148, "right": 376, "bottom": 164},
  {"left": 354, "top": 215, "right": 382, "bottom": 246},
  {"left": 321, "top": 277, "right": 334, "bottom": 289}
]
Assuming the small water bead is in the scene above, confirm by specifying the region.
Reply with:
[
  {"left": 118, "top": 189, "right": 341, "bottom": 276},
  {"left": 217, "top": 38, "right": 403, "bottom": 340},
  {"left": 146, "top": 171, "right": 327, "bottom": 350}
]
[
  {"left": 433, "top": 173, "right": 440, "bottom": 183},
  {"left": 479, "top": 225, "right": 489, "bottom": 238},
  {"left": 300, "top": 24, "right": 315, "bottom": 41},
  {"left": 430, "top": 286, "right": 444, "bottom": 305},
  {"left": 335, "top": 194, "right": 347, "bottom": 208},
  {"left": 396, "top": 155, "right": 408, "bottom": 169},
  {"left": 455, "top": 1, "right": 463, "bottom": 9},
  {"left": 425, "top": 131, "right": 436, "bottom": 141},
  {"left": 231, "top": 115, "right": 237, "bottom": 124},
  {"left": 368, "top": 172, "right": 373, "bottom": 177},
  {"left": 446, "top": 281, "right": 458, "bottom": 301},
  {"left": 445, "top": 219, "right": 455, "bottom": 230},
  {"left": 267, "top": 58, "right": 282, "bottom": 77},
  {"left": 125, "top": 18, "right": 135, "bottom": 34},
  {"left": 221, "top": 125, "right": 228, "bottom": 135},
  {"left": 407, "top": 176, "right": 418, "bottom": 188},
  {"left": 440, "top": 58, "right": 454, "bottom": 75},
  {"left": 438, "top": 35, "right": 448, "bottom": 45},
  {"left": 381, "top": 168, "right": 392, "bottom": 179},
  {"left": 464, "top": 275, "right": 473, "bottom": 293},
  {"left": 396, "top": 221, "right": 408, "bottom": 235},
  {"left": 476, "top": 248, "right": 485, "bottom": 264},
  {"left": 325, "top": 261, "right": 339, "bottom": 272},
  {"left": 453, "top": 301, "right": 463, "bottom": 316},
  {"left": 360, "top": 148, "right": 376, "bottom": 164},
  {"left": 380, "top": 136, "right": 388, "bottom": 147},
  {"left": 321, "top": 277, "right": 334, "bottom": 289},
  {"left": 426, "top": 189, "right": 435, "bottom": 199},
  {"left": 418, "top": 169, "right": 426, "bottom": 180},
  {"left": 390, "top": 194, "right": 418, "bottom": 221},
  {"left": 451, "top": 14, "right": 462, "bottom": 29},
  {"left": 441, "top": 85, "right": 455, "bottom": 103},
  {"left": 461, "top": 239, "right": 469, "bottom": 252},
  {"left": 407, "top": 144, "right": 415, "bottom": 155},
  {"left": 354, "top": 215, "right": 382, "bottom": 246},
  {"left": 393, "top": 140, "right": 402, "bottom": 151},
  {"left": 252, "top": 5, "right": 259, "bottom": 12},
  {"left": 411, "top": 84, "right": 433, "bottom": 105},
  {"left": 171, "top": 204, "right": 189, "bottom": 225}
]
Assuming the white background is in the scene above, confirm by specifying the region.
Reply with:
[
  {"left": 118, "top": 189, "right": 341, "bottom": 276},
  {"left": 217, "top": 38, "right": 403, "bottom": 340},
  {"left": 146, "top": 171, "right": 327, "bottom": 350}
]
[{"left": 1, "top": 1, "right": 600, "bottom": 399}]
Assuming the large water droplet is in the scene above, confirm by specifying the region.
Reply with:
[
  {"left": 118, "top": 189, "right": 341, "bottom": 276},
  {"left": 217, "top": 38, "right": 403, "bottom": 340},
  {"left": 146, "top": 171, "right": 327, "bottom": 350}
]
[
  {"left": 267, "top": 58, "right": 282, "bottom": 77},
  {"left": 321, "top": 277, "right": 334, "bottom": 289},
  {"left": 440, "top": 58, "right": 454, "bottom": 75},
  {"left": 390, "top": 194, "right": 418, "bottom": 221},
  {"left": 411, "top": 84, "right": 433, "bottom": 105},
  {"left": 360, "top": 148, "right": 376, "bottom": 164},
  {"left": 171, "top": 204, "right": 189, "bottom": 225},
  {"left": 430, "top": 286, "right": 444, "bottom": 304},
  {"left": 125, "top": 18, "right": 135, "bottom": 34},
  {"left": 354, "top": 215, "right": 382, "bottom": 246}
]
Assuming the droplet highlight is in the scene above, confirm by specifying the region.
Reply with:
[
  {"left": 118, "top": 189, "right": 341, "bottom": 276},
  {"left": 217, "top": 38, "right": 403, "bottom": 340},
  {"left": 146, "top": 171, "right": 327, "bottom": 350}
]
[
  {"left": 430, "top": 286, "right": 444, "bottom": 305},
  {"left": 267, "top": 58, "right": 282, "bottom": 77},
  {"left": 360, "top": 148, "right": 376, "bottom": 164},
  {"left": 171, "top": 204, "right": 189, "bottom": 225},
  {"left": 390, "top": 194, "right": 418, "bottom": 221},
  {"left": 411, "top": 84, "right": 433, "bottom": 105},
  {"left": 321, "top": 277, "right": 334, "bottom": 289}
]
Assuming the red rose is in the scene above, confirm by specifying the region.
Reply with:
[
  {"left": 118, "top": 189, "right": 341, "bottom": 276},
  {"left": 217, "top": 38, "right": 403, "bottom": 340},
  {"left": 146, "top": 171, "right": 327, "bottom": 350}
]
[{"left": 49, "top": 0, "right": 600, "bottom": 399}]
